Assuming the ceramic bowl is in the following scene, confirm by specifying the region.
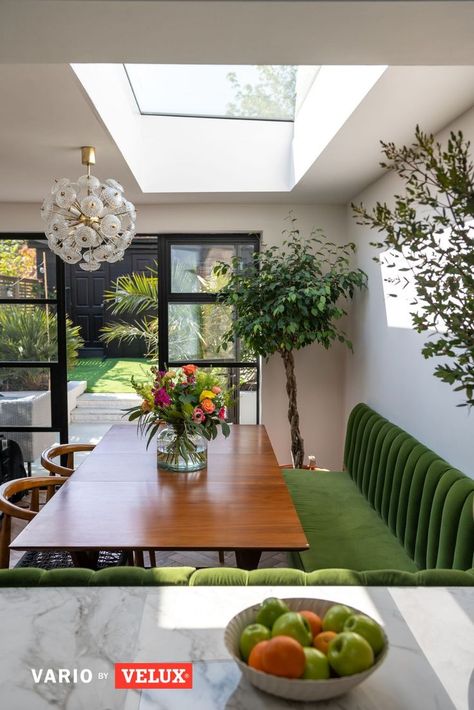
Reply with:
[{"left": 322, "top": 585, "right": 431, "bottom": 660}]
[{"left": 224, "top": 597, "right": 389, "bottom": 702}]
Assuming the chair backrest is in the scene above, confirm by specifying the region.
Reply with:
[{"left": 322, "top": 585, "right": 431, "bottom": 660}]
[
  {"left": 41, "top": 443, "right": 95, "bottom": 477},
  {"left": 0, "top": 476, "right": 67, "bottom": 568},
  {"left": 344, "top": 403, "right": 474, "bottom": 571}
]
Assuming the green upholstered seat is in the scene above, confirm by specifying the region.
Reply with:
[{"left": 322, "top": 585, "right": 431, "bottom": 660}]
[
  {"left": 0, "top": 566, "right": 472, "bottom": 586},
  {"left": 283, "top": 469, "right": 418, "bottom": 572},
  {"left": 284, "top": 403, "right": 474, "bottom": 573}
]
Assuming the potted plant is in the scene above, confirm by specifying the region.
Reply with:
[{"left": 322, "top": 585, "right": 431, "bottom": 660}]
[{"left": 215, "top": 216, "right": 367, "bottom": 468}]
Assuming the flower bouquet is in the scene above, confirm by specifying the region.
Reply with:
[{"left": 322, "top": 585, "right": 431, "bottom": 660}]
[{"left": 128, "top": 364, "right": 231, "bottom": 471}]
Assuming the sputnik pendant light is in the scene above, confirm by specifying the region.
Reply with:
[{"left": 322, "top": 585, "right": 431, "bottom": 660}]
[{"left": 41, "top": 146, "right": 137, "bottom": 270}]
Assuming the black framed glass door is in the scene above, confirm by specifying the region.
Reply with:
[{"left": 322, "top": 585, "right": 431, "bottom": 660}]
[
  {"left": 0, "top": 234, "right": 69, "bottom": 473},
  {"left": 157, "top": 234, "right": 260, "bottom": 424}
]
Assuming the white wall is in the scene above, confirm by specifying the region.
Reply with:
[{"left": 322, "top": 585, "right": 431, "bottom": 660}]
[
  {"left": 0, "top": 201, "right": 348, "bottom": 469},
  {"left": 345, "top": 107, "right": 474, "bottom": 477}
]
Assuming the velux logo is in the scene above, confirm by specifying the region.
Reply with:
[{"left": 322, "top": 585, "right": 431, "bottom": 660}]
[{"left": 115, "top": 663, "right": 193, "bottom": 689}]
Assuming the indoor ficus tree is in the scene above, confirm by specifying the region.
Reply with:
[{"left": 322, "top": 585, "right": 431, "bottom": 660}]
[
  {"left": 353, "top": 126, "right": 474, "bottom": 407},
  {"left": 215, "top": 217, "right": 367, "bottom": 468}
]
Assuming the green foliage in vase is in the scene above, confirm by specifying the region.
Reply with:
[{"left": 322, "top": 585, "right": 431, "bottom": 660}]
[
  {"left": 0, "top": 305, "right": 84, "bottom": 389},
  {"left": 214, "top": 216, "right": 367, "bottom": 467},
  {"left": 352, "top": 126, "right": 474, "bottom": 407}
]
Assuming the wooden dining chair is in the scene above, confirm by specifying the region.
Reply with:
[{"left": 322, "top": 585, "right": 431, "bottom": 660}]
[
  {"left": 41, "top": 443, "right": 96, "bottom": 477},
  {"left": 0, "top": 476, "right": 68, "bottom": 568}
]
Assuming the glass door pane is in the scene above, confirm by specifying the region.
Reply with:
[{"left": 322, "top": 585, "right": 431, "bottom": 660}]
[
  {"left": 168, "top": 303, "right": 235, "bottom": 361},
  {"left": 0, "top": 238, "right": 56, "bottom": 298},
  {"left": 170, "top": 242, "right": 254, "bottom": 294}
]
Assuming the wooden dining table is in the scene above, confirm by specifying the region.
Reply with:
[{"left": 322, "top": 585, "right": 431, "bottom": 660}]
[{"left": 10, "top": 424, "right": 309, "bottom": 570}]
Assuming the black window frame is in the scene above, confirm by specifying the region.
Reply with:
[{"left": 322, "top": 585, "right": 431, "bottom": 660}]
[
  {"left": 157, "top": 233, "right": 260, "bottom": 423},
  {"left": 0, "top": 233, "right": 69, "bottom": 443}
]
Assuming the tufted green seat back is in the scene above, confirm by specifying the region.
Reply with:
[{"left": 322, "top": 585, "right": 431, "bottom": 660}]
[{"left": 344, "top": 404, "right": 474, "bottom": 570}]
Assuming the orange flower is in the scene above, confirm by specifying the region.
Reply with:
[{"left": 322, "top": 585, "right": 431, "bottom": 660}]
[
  {"left": 201, "top": 398, "right": 215, "bottom": 414},
  {"left": 182, "top": 364, "right": 198, "bottom": 376}
]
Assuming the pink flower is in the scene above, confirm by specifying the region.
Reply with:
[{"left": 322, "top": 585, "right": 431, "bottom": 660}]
[
  {"left": 154, "top": 387, "right": 171, "bottom": 407},
  {"left": 211, "top": 386, "right": 222, "bottom": 394},
  {"left": 193, "top": 407, "right": 206, "bottom": 423},
  {"left": 218, "top": 407, "right": 226, "bottom": 420}
]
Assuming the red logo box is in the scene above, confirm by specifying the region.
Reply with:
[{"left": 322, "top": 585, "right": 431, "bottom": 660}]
[{"left": 115, "top": 663, "right": 193, "bottom": 689}]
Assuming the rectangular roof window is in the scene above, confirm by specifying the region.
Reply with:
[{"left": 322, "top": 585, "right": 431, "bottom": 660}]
[{"left": 125, "top": 64, "right": 298, "bottom": 121}]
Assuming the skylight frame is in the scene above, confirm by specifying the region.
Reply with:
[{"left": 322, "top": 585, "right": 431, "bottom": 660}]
[{"left": 123, "top": 64, "right": 296, "bottom": 123}]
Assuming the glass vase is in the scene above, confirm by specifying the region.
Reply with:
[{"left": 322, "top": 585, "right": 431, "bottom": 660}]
[{"left": 156, "top": 425, "right": 208, "bottom": 472}]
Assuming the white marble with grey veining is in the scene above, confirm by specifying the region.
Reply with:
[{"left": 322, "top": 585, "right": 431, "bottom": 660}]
[{"left": 0, "top": 586, "right": 472, "bottom": 710}]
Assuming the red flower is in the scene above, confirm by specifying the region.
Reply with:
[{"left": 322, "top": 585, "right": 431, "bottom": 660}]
[
  {"left": 218, "top": 407, "right": 226, "bottom": 420},
  {"left": 182, "top": 364, "right": 198, "bottom": 376}
]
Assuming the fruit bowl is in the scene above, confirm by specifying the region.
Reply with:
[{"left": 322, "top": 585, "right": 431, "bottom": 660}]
[{"left": 224, "top": 597, "right": 389, "bottom": 702}]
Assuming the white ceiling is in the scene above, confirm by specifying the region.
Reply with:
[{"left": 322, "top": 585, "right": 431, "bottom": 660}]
[
  {"left": 0, "top": 2, "right": 474, "bottom": 206},
  {"left": 2, "top": 2, "right": 474, "bottom": 65}
]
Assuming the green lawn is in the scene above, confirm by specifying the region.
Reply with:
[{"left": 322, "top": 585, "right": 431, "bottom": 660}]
[{"left": 69, "top": 358, "right": 153, "bottom": 393}]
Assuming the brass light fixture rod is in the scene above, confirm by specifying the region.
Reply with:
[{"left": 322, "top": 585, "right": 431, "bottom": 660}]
[{"left": 81, "top": 146, "right": 96, "bottom": 177}]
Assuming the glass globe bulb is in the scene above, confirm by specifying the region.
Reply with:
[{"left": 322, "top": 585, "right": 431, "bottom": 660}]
[
  {"left": 105, "top": 178, "right": 124, "bottom": 193},
  {"left": 79, "top": 259, "right": 101, "bottom": 272},
  {"left": 60, "top": 247, "right": 82, "bottom": 264},
  {"left": 40, "top": 199, "right": 55, "bottom": 221},
  {"left": 101, "top": 186, "right": 123, "bottom": 210},
  {"left": 80, "top": 195, "right": 103, "bottom": 218},
  {"left": 55, "top": 186, "right": 77, "bottom": 209},
  {"left": 100, "top": 214, "right": 121, "bottom": 237},
  {"left": 78, "top": 174, "right": 101, "bottom": 191},
  {"left": 51, "top": 178, "right": 71, "bottom": 195},
  {"left": 75, "top": 225, "right": 101, "bottom": 248},
  {"left": 106, "top": 250, "right": 125, "bottom": 263}
]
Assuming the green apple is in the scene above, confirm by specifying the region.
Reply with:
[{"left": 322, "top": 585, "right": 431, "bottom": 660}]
[
  {"left": 239, "top": 623, "right": 271, "bottom": 661},
  {"left": 255, "top": 597, "right": 290, "bottom": 629},
  {"left": 302, "top": 648, "right": 330, "bottom": 680},
  {"left": 343, "top": 614, "right": 385, "bottom": 655},
  {"left": 322, "top": 604, "right": 353, "bottom": 633},
  {"left": 327, "top": 632, "right": 374, "bottom": 676},
  {"left": 271, "top": 612, "right": 313, "bottom": 646}
]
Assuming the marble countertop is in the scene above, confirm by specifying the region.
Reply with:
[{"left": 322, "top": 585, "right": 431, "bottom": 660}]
[{"left": 0, "top": 585, "right": 472, "bottom": 710}]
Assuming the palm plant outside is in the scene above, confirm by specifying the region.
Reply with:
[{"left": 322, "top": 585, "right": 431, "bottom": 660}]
[{"left": 101, "top": 262, "right": 240, "bottom": 363}]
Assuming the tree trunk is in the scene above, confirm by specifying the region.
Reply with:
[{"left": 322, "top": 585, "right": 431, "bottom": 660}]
[{"left": 280, "top": 349, "right": 305, "bottom": 468}]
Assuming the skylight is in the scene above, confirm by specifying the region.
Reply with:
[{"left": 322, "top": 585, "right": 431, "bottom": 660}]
[{"left": 125, "top": 64, "right": 298, "bottom": 121}]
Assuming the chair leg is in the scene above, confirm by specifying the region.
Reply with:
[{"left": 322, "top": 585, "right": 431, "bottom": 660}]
[
  {"left": 149, "top": 550, "right": 157, "bottom": 567},
  {"left": 27, "top": 462, "right": 32, "bottom": 477},
  {"left": 0, "top": 515, "right": 11, "bottom": 568},
  {"left": 134, "top": 550, "right": 145, "bottom": 567},
  {"left": 218, "top": 550, "right": 225, "bottom": 564}
]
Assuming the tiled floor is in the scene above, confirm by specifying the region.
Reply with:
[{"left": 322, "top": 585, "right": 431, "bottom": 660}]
[{"left": 9, "top": 422, "right": 289, "bottom": 570}]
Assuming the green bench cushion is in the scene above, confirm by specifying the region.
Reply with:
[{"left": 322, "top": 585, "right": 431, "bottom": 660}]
[
  {"left": 0, "top": 566, "right": 472, "bottom": 587},
  {"left": 283, "top": 469, "right": 418, "bottom": 573}
]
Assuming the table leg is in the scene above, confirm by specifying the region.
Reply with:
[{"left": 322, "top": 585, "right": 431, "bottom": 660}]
[
  {"left": 235, "top": 549, "right": 262, "bottom": 570},
  {"left": 134, "top": 550, "right": 145, "bottom": 567},
  {"left": 70, "top": 551, "right": 100, "bottom": 569}
]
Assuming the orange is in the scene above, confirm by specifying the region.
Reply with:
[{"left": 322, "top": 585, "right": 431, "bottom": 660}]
[
  {"left": 313, "top": 631, "right": 337, "bottom": 655},
  {"left": 248, "top": 640, "right": 269, "bottom": 671},
  {"left": 261, "top": 636, "right": 305, "bottom": 678},
  {"left": 299, "top": 610, "right": 322, "bottom": 638}
]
